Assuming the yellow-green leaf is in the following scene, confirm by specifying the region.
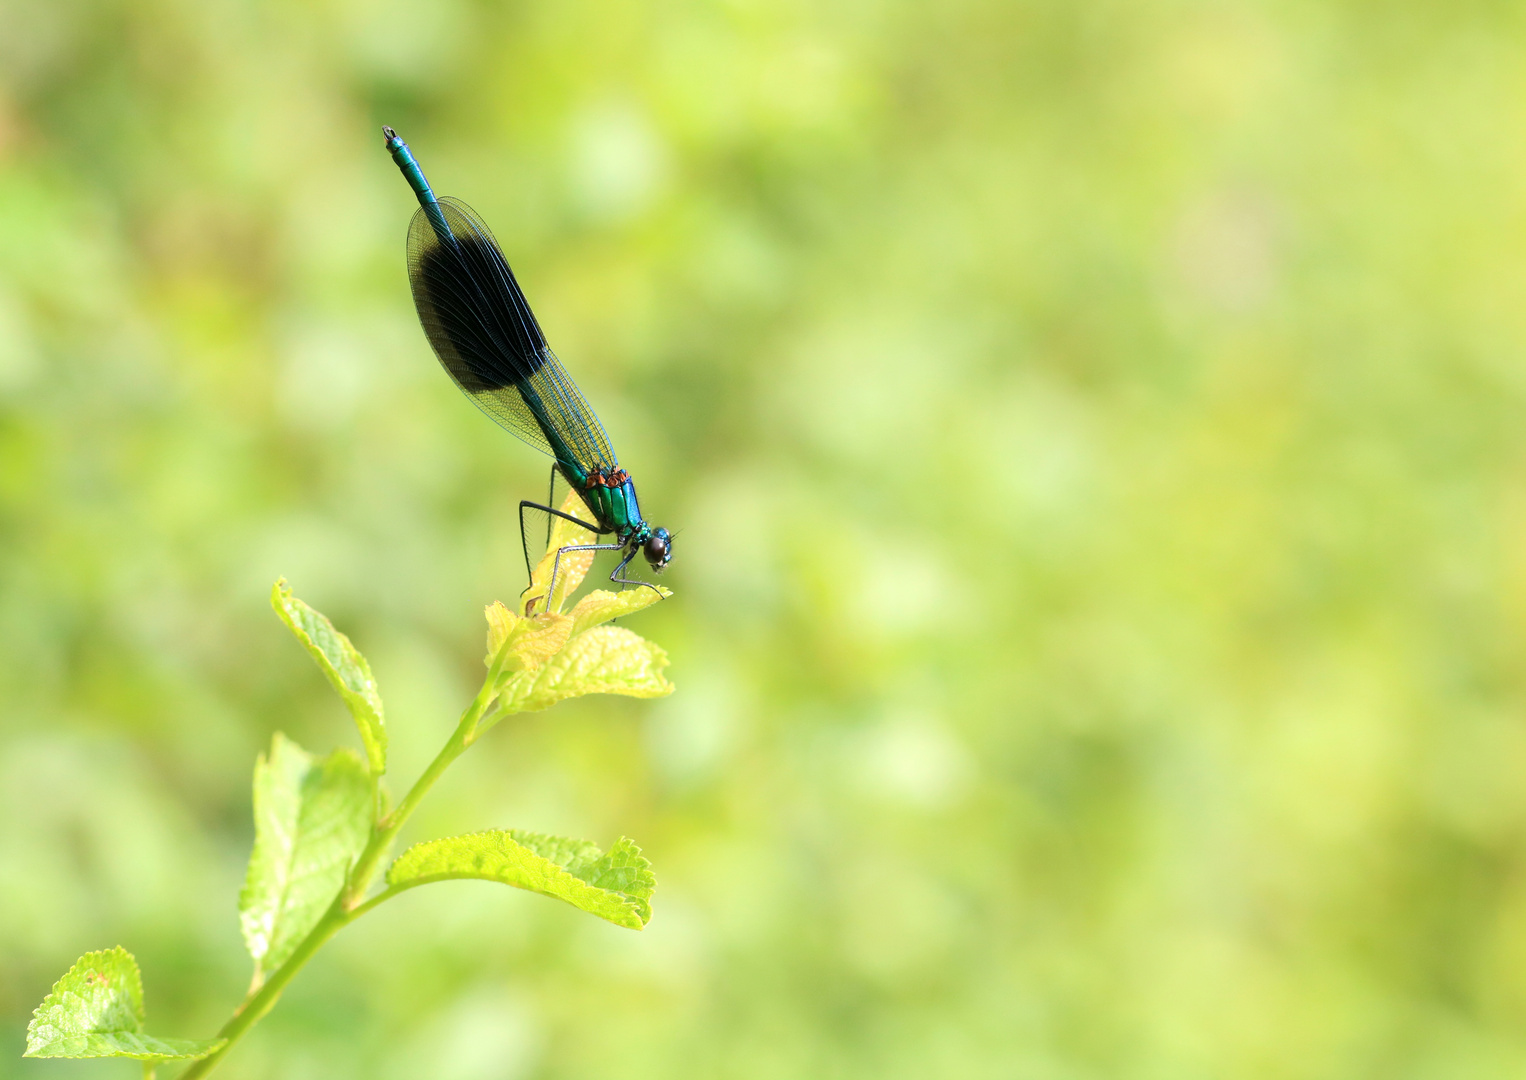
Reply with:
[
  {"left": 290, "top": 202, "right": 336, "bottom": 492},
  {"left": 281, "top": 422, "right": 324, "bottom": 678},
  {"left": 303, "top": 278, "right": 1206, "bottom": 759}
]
[
  {"left": 484, "top": 601, "right": 573, "bottom": 672},
  {"left": 271, "top": 579, "right": 387, "bottom": 775},
  {"left": 496, "top": 625, "right": 674, "bottom": 713},
  {"left": 484, "top": 599, "right": 518, "bottom": 663},
  {"left": 386, "top": 830, "right": 654, "bottom": 929},
  {"left": 239, "top": 734, "right": 372, "bottom": 981},
  {"left": 567, "top": 586, "right": 672, "bottom": 637},
  {"left": 25, "top": 947, "right": 225, "bottom": 1061}
]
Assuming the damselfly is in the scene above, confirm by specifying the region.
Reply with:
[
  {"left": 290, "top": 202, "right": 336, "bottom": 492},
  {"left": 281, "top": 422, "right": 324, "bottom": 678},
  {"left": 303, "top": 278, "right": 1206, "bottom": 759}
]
[{"left": 382, "top": 126, "right": 672, "bottom": 612}]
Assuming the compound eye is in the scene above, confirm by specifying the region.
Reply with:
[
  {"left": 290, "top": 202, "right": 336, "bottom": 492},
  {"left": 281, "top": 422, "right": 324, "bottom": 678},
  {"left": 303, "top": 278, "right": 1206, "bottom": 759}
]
[{"left": 643, "top": 533, "right": 670, "bottom": 566}]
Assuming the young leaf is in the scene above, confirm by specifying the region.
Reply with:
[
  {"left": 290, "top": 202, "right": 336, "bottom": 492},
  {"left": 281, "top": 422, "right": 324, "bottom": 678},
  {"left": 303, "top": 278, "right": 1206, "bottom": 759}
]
[
  {"left": 525, "top": 490, "right": 598, "bottom": 615},
  {"left": 567, "top": 586, "right": 672, "bottom": 637},
  {"left": 271, "top": 579, "right": 387, "bottom": 775},
  {"left": 25, "top": 947, "right": 225, "bottom": 1061},
  {"left": 484, "top": 599, "right": 519, "bottom": 664},
  {"left": 240, "top": 734, "right": 372, "bottom": 981},
  {"left": 386, "top": 830, "right": 654, "bottom": 929},
  {"left": 495, "top": 625, "right": 674, "bottom": 714},
  {"left": 484, "top": 601, "right": 573, "bottom": 672}
]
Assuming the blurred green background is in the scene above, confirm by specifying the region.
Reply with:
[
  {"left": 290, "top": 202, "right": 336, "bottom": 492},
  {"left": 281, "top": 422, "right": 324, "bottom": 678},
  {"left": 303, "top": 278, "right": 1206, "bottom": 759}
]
[{"left": 3, "top": 0, "right": 1526, "bottom": 1076}]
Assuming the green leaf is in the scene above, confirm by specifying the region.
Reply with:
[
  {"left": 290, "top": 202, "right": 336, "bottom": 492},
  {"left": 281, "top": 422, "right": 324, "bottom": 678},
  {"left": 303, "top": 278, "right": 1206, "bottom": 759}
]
[
  {"left": 272, "top": 579, "right": 387, "bottom": 774},
  {"left": 25, "top": 947, "right": 225, "bottom": 1061},
  {"left": 239, "top": 733, "right": 372, "bottom": 981},
  {"left": 566, "top": 586, "right": 672, "bottom": 637},
  {"left": 386, "top": 830, "right": 654, "bottom": 929},
  {"left": 495, "top": 625, "right": 674, "bottom": 714}
]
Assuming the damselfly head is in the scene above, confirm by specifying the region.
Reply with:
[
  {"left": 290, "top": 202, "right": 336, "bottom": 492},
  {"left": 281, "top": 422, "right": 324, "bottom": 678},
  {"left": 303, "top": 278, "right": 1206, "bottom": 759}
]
[{"left": 643, "top": 527, "right": 672, "bottom": 573}]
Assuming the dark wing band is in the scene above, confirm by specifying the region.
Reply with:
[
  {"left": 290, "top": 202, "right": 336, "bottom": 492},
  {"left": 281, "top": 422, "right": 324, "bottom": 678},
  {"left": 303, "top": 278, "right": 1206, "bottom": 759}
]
[{"left": 406, "top": 198, "right": 617, "bottom": 471}]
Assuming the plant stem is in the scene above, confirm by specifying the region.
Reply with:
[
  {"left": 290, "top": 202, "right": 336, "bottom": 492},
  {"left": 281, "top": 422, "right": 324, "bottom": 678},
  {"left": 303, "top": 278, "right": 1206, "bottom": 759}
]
[
  {"left": 178, "top": 895, "right": 349, "bottom": 1080},
  {"left": 345, "top": 883, "right": 406, "bottom": 921},
  {"left": 341, "top": 711, "right": 470, "bottom": 907},
  {"left": 179, "top": 655, "right": 513, "bottom": 1080}
]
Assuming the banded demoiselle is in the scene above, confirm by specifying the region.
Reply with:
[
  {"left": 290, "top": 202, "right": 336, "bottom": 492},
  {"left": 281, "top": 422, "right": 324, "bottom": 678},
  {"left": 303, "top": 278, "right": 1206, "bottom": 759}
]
[{"left": 382, "top": 126, "right": 671, "bottom": 612}]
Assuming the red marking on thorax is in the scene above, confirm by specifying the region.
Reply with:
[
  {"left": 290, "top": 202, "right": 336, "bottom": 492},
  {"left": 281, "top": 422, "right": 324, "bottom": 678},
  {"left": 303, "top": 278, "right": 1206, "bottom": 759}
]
[{"left": 581, "top": 468, "right": 631, "bottom": 490}]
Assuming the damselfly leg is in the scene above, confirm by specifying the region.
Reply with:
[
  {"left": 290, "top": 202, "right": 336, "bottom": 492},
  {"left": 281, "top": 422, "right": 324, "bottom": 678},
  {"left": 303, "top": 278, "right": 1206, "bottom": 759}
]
[
  {"left": 518, "top": 499, "right": 607, "bottom": 614},
  {"left": 543, "top": 465, "right": 558, "bottom": 549},
  {"left": 535, "top": 542, "right": 625, "bottom": 615},
  {"left": 609, "top": 549, "right": 666, "bottom": 599}
]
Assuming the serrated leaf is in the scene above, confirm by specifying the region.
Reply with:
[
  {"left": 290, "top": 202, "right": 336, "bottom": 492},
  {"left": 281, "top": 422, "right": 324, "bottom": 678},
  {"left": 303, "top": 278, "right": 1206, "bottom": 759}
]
[
  {"left": 525, "top": 490, "right": 598, "bottom": 615},
  {"left": 272, "top": 579, "right": 387, "bottom": 774},
  {"left": 386, "top": 830, "right": 654, "bottom": 929},
  {"left": 240, "top": 734, "right": 372, "bottom": 980},
  {"left": 25, "top": 947, "right": 225, "bottom": 1061},
  {"left": 495, "top": 625, "right": 674, "bottom": 713},
  {"left": 484, "top": 601, "right": 573, "bottom": 672},
  {"left": 567, "top": 586, "right": 672, "bottom": 637}
]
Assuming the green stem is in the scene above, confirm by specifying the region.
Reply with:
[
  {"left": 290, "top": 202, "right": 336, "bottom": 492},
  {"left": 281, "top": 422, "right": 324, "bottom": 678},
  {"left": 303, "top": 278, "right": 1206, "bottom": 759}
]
[
  {"left": 345, "top": 649, "right": 512, "bottom": 899},
  {"left": 472, "top": 701, "right": 513, "bottom": 740},
  {"left": 142, "top": 1063, "right": 156, "bottom": 1080},
  {"left": 342, "top": 715, "right": 469, "bottom": 906},
  {"left": 346, "top": 883, "right": 407, "bottom": 920},
  {"left": 179, "top": 653, "right": 515, "bottom": 1080},
  {"left": 178, "top": 896, "right": 349, "bottom": 1080}
]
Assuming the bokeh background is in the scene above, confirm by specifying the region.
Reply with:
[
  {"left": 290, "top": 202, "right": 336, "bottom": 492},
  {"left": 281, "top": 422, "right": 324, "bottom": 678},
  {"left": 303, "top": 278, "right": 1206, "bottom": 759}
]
[{"left": 3, "top": 0, "right": 1526, "bottom": 1076}]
